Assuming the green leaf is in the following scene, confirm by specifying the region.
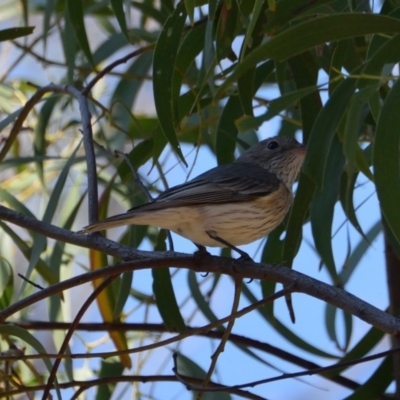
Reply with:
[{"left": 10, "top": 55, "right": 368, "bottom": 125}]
[
  {"left": 265, "top": 0, "right": 333, "bottom": 33},
  {"left": 237, "top": 2, "right": 268, "bottom": 114},
  {"left": 175, "top": 351, "right": 206, "bottom": 378},
  {"left": 373, "top": 77, "right": 400, "bottom": 245},
  {"left": 310, "top": 134, "right": 344, "bottom": 280},
  {"left": 0, "top": 108, "right": 22, "bottom": 134},
  {"left": 282, "top": 173, "right": 314, "bottom": 267},
  {"left": 183, "top": 0, "right": 195, "bottom": 25},
  {"left": 217, "top": 13, "right": 400, "bottom": 96},
  {"left": 117, "top": 138, "right": 154, "bottom": 182},
  {"left": 0, "top": 221, "right": 57, "bottom": 285},
  {"left": 172, "top": 22, "right": 206, "bottom": 116},
  {"left": 342, "top": 87, "right": 376, "bottom": 176},
  {"left": 49, "top": 190, "right": 86, "bottom": 283},
  {"left": 344, "top": 357, "right": 393, "bottom": 400},
  {"left": 112, "top": 271, "right": 133, "bottom": 319},
  {"left": 0, "top": 257, "right": 13, "bottom": 310},
  {"left": 0, "top": 188, "right": 36, "bottom": 223},
  {"left": 152, "top": 231, "right": 186, "bottom": 332},
  {"left": 215, "top": 1, "right": 240, "bottom": 62},
  {"left": 329, "top": 325, "right": 384, "bottom": 377},
  {"left": 0, "top": 325, "right": 60, "bottom": 398},
  {"left": 325, "top": 305, "right": 353, "bottom": 352},
  {"left": 42, "top": 0, "right": 57, "bottom": 51},
  {"left": 20, "top": 142, "right": 81, "bottom": 291},
  {"left": 66, "top": 0, "right": 95, "bottom": 66},
  {"left": 0, "top": 27, "right": 34, "bottom": 41},
  {"left": 216, "top": 95, "right": 242, "bottom": 165},
  {"left": 153, "top": 3, "right": 187, "bottom": 165},
  {"left": 260, "top": 225, "right": 286, "bottom": 318},
  {"left": 340, "top": 221, "right": 381, "bottom": 285},
  {"left": 236, "top": 85, "right": 317, "bottom": 132},
  {"left": 188, "top": 271, "right": 219, "bottom": 325},
  {"left": 175, "top": 352, "right": 231, "bottom": 399},
  {"left": 131, "top": 1, "right": 167, "bottom": 24},
  {"left": 110, "top": 51, "right": 153, "bottom": 136},
  {"left": 43, "top": 141, "right": 81, "bottom": 224},
  {"left": 240, "top": 0, "right": 265, "bottom": 62},
  {"left": 339, "top": 170, "right": 369, "bottom": 242},
  {"left": 62, "top": 8, "right": 79, "bottom": 83},
  {"left": 303, "top": 76, "right": 357, "bottom": 188},
  {"left": 241, "top": 285, "right": 336, "bottom": 358},
  {"left": 288, "top": 51, "right": 321, "bottom": 138},
  {"left": 96, "top": 358, "right": 125, "bottom": 400},
  {"left": 152, "top": 267, "right": 186, "bottom": 332},
  {"left": 110, "top": 0, "right": 130, "bottom": 42},
  {"left": 34, "top": 95, "right": 60, "bottom": 185}
]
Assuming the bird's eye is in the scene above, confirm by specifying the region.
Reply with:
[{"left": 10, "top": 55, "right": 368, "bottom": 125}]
[{"left": 267, "top": 141, "right": 279, "bottom": 150}]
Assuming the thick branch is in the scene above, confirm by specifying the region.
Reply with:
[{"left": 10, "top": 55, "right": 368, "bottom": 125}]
[
  {"left": 63, "top": 85, "right": 99, "bottom": 223},
  {"left": 0, "top": 205, "right": 151, "bottom": 260}
]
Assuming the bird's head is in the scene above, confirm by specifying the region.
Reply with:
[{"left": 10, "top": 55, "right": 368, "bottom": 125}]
[{"left": 236, "top": 136, "right": 307, "bottom": 188}]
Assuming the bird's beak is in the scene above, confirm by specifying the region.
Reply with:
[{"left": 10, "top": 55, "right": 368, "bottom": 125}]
[{"left": 297, "top": 143, "right": 307, "bottom": 156}]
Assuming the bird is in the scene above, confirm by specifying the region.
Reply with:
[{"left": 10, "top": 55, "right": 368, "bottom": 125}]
[{"left": 80, "top": 136, "right": 306, "bottom": 258}]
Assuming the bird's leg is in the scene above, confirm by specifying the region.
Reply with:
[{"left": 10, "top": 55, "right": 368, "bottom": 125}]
[
  {"left": 206, "top": 231, "right": 252, "bottom": 261},
  {"left": 193, "top": 243, "right": 211, "bottom": 277},
  {"left": 194, "top": 243, "right": 209, "bottom": 254}
]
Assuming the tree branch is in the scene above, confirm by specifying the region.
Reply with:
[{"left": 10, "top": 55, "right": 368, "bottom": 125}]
[
  {"left": 1, "top": 374, "right": 265, "bottom": 400},
  {"left": 0, "top": 203, "right": 399, "bottom": 336},
  {"left": 6, "top": 320, "right": 361, "bottom": 390}
]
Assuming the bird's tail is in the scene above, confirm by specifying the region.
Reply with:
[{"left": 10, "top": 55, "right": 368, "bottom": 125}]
[{"left": 78, "top": 212, "right": 139, "bottom": 234}]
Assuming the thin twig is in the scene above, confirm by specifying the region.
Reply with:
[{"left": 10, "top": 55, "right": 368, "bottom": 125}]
[
  {"left": 2, "top": 320, "right": 361, "bottom": 390},
  {"left": 2, "top": 374, "right": 265, "bottom": 400},
  {"left": 17, "top": 274, "right": 44, "bottom": 290},
  {"left": 10, "top": 41, "right": 153, "bottom": 80},
  {"left": 41, "top": 275, "right": 118, "bottom": 400},
  {"left": 178, "top": 347, "right": 400, "bottom": 395},
  {"left": 114, "top": 150, "right": 154, "bottom": 202},
  {"left": 82, "top": 44, "right": 155, "bottom": 96},
  {"left": 198, "top": 278, "right": 242, "bottom": 398}
]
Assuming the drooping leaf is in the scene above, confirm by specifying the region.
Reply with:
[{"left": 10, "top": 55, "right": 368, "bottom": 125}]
[
  {"left": 110, "top": 0, "right": 130, "bottom": 42},
  {"left": 96, "top": 358, "right": 125, "bottom": 400},
  {"left": 0, "top": 258, "right": 13, "bottom": 310},
  {"left": 0, "top": 325, "right": 61, "bottom": 398},
  {"left": 152, "top": 230, "right": 186, "bottom": 332},
  {"left": 66, "top": 0, "right": 94, "bottom": 66},
  {"left": 373, "top": 78, "right": 400, "bottom": 245},
  {"left": 153, "top": 3, "right": 187, "bottom": 164},
  {"left": 310, "top": 134, "right": 345, "bottom": 280},
  {"left": 344, "top": 357, "right": 393, "bottom": 400},
  {"left": 188, "top": 271, "right": 219, "bottom": 325}
]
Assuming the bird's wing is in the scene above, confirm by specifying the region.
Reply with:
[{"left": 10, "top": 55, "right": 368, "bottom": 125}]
[{"left": 128, "top": 162, "right": 282, "bottom": 212}]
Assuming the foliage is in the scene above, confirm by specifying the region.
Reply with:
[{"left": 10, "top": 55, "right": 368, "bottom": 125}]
[{"left": 0, "top": 0, "right": 400, "bottom": 399}]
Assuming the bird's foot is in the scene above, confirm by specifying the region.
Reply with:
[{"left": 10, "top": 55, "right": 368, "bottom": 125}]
[
  {"left": 205, "top": 230, "right": 254, "bottom": 261},
  {"left": 194, "top": 243, "right": 209, "bottom": 256},
  {"left": 236, "top": 250, "right": 252, "bottom": 262}
]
